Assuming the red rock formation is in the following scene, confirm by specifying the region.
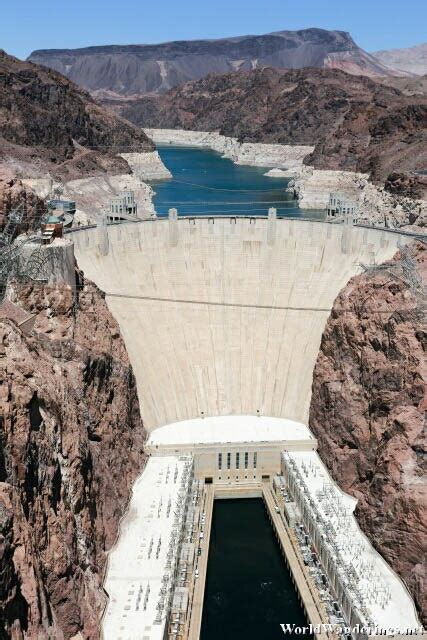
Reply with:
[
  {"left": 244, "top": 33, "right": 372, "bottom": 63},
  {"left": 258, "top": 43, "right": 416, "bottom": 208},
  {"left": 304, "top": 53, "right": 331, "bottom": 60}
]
[
  {"left": 0, "top": 272, "right": 146, "bottom": 639},
  {"left": 309, "top": 242, "right": 426, "bottom": 624},
  {"left": 0, "top": 167, "right": 46, "bottom": 231}
]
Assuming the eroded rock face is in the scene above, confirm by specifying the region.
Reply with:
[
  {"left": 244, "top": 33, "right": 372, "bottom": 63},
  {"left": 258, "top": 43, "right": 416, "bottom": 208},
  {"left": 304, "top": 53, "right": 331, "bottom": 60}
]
[
  {"left": 124, "top": 67, "right": 427, "bottom": 197},
  {"left": 0, "top": 167, "right": 46, "bottom": 231},
  {"left": 0, "top": 273, "right": 146, "bottom": 639},
  {"left": 309, "top": 243, "right": 426, "bottom": 624},
  {"left": 0, "top": 49, "right": 155, "bottom": 188},
  {"left": 0, "top": 50, "right": 154, "bottom": 159}
]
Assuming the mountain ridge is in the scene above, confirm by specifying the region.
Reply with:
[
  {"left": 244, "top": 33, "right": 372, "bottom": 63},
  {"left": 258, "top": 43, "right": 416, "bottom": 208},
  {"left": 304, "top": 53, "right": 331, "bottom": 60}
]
[
  {"left": 0, "top": 49, "right": 154, "bottom": 183},
  {"left": 28, "top": 28, "right": 398, "bottom": 97},
  {"left": 373, "top": 42, "right": 427, "bottom": 76},
  {"left": 120, "top": 66, "right": 427, "bottom": 197}
]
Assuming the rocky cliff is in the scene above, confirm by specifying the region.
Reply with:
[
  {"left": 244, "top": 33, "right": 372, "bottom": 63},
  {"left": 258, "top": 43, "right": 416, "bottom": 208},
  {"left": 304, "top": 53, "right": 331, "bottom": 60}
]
[
  {"left": 0, "top": 167, "right": 46, "bottom": 231},
  {"left": 0, "top": 50, "right": 169, "bottom": 226},
  {"left": 0, "top": 273, "right": 146, "bottom": 638},
  {"left": 123, "top": 67, "right": 427, "bottom": 197},
  {"left": 0, "top": 49, "right": 154, "bottom": 183},
  {"left": 309, "top": 242, "right": 426, "bottom": 624},
  {"left": 28, "top": 28, "right": 395, "bottom": 98}
]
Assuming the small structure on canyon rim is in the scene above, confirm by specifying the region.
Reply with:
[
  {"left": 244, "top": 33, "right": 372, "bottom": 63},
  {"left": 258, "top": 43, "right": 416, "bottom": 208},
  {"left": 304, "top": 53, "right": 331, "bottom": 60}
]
[
  {"left": 41, "top": 215, "right": 64, "bottom": 244},
  {"left": 47, "top": 199, "right": 75, "bottom": 228},
  {"left": 327, "top": 192, "right": 358, "bottom": 224},
  {"left": 107, "top": 190, "right": 139, "bottom": 222}
]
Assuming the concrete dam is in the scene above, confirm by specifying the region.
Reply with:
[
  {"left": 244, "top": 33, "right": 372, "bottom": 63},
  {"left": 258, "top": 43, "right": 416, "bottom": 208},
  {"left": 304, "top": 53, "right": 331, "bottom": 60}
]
[
  {"left": 73, "top": 217, "right": 406, "bottom": 431},
  {"left": 72, "top": 217, "right": 423, "bottom": 639}
]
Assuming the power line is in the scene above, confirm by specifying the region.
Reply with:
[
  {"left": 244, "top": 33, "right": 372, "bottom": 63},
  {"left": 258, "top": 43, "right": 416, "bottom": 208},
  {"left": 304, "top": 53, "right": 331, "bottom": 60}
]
[
  {"left": 104, "top": 292, "right": 411, "bottom": 314},
  {"left": 164, "top": 178, "right": 291, "bottom": 193},
  {"left": 154, "top": 200, "right": 297, "bottom": 206}
]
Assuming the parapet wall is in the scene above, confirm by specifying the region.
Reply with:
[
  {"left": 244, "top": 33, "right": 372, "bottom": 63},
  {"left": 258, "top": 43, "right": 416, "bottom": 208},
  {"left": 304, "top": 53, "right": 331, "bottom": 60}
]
[{"left": 73, "top": 218, "right": 409, "bottom": 431}]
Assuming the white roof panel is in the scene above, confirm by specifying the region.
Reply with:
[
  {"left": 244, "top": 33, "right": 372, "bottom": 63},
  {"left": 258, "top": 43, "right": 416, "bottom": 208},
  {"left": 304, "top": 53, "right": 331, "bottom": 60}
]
[
  {"left": 147, "top": 415, "right": 313, "bottom": 447},
  {"left": 285, "top": 451, "right": 421, "bottom": 631},
  {"left": 102, "top": 455, "right": 192, "bottom": 640}
]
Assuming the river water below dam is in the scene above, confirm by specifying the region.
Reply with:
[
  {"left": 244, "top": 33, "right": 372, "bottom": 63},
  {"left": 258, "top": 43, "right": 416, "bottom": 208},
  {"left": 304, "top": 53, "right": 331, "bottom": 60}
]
[
  {"left": 152, "top": 146, "right": 325, "bottom": 219},
  {"left": 200, "top": 499, "right": 311, "bottom": 640}
]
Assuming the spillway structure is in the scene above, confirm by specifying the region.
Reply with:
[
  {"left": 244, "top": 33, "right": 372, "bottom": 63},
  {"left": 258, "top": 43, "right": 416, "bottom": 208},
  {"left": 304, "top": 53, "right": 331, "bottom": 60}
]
[{"left": 71, "top": 217, "right": 424, "bottom": 639}]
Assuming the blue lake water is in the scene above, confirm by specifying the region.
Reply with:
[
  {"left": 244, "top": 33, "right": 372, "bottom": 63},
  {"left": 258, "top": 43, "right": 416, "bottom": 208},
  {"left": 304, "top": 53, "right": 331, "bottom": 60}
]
[{"left": 151, "top": 146, "right": 325, "bottom": 219}]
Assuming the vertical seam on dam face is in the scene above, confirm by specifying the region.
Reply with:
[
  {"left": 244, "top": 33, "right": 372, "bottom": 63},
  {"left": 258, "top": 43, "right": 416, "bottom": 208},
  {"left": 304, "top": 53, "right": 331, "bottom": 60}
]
[{"left": 74, "top": 218, "right": 406, "bottom": 432}]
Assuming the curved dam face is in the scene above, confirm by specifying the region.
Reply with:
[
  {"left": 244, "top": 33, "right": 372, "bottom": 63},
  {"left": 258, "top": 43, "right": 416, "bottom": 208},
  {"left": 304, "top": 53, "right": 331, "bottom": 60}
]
[{"left": 73, "top": 218, "right": 406, "bottom": 431}]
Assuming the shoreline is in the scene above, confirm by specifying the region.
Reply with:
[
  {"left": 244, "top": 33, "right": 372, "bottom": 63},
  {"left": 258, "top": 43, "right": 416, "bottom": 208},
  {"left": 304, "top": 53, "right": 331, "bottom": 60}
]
[
  {"left": 145, "top": 128, "right": 314, "bottom": 170},
  {"left": 22, "top": 151, "right": 171, "bottom": 225},
  {"left": 146, "top": 128, "right": 426, "bottom": 230}
]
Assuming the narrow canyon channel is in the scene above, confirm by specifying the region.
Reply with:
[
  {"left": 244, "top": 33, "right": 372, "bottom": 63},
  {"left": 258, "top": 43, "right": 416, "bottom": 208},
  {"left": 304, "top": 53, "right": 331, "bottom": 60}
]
[
  {"left": 152, "top": 145, "right": 326, "bottom": 219},
  {"left": 200, "top": 499, "right": 311, "bottom": 640}
]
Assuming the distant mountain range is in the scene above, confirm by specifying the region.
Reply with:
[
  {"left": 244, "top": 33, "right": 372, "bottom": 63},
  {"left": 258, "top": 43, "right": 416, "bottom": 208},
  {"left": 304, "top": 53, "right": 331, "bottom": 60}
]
[
  {"left": 28, "top": 28, "right": 400, "bottom": 98},
  {"left": 373, "top": 43, "right": 427, "bottom": 77}
]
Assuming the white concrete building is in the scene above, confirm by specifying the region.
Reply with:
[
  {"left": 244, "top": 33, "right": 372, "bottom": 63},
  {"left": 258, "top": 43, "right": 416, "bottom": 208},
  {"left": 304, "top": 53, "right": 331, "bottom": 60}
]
[
  {"left": 108, "top": 191, "right": 139, "bottom": 222},
  {"left": 102, "top": 456, "right": 193, "bottom": 640},
  {"left": 146, "top": 415, "right": 316, "bottom": 484},
  {"left": 281, "top": 451, "right": 421, "bottom": 637}
]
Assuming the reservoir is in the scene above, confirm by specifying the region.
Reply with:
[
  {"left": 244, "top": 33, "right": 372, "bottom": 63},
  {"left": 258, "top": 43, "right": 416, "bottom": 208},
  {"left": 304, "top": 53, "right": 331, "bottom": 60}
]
[
  {"left": 200, "top": 499, "right": 311, "bottom": 640},
  {"left": 152, "top": 145, "right": 325, "bottom": 219}
]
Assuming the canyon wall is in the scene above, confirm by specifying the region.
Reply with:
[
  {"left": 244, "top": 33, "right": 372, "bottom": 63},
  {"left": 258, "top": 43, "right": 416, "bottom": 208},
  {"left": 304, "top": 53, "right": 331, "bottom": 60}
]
[
  {"left": 0, "top": 50, "right": 154, "bottom": 173},
  {"left": 309, "top": 242, "right": 426, "bottom": 624},
  {"left": 0, "top": 50, "right": 167, "bottom": 226},
  {"left": 285, "top": 166, "right": 426, "bottom": 229},
  {"left": 130, "top": 68, "right": 427, "bottom": 227},
  {"left": 128, "top": 68, "right": 427, "bottom": 190},
  {"left": 0, "top": 274, "right": 146, "bottom": 639},
  {"left": 119, "top": 151, "right": 171, "bottom": 181},
  {"left": 0, "top": 168, "right": 46, "bottom": 231}
]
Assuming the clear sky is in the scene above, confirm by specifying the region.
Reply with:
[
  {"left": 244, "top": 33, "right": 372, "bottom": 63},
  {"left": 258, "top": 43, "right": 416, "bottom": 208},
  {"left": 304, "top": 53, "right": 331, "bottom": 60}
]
[{"left": 1, "top": 0, "right": 426, "bottom": 60}]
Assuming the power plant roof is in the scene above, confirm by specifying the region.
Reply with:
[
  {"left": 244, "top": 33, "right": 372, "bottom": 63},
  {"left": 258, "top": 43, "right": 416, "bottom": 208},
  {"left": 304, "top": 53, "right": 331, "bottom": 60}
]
[{"left": 147, "top": 415, "right": 313, "bottom": 447}]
